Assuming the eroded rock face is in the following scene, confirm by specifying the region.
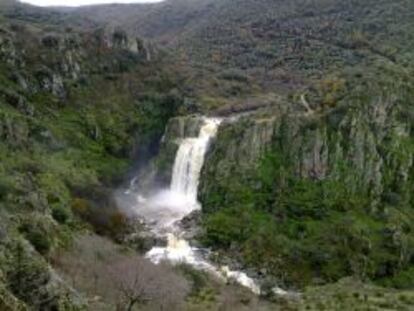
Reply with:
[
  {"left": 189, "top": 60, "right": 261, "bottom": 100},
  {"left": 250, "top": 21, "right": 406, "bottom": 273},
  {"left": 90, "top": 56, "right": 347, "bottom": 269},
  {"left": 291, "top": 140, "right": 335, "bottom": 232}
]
[
  {"left": 199, "top": 95, "right": 413, "bottom": 212},
  {"left": 0, "top": 24, "right": 150, "bottom": 101},
  {"left": 197, "top": 91, "right": 413, "bottom": 286}
]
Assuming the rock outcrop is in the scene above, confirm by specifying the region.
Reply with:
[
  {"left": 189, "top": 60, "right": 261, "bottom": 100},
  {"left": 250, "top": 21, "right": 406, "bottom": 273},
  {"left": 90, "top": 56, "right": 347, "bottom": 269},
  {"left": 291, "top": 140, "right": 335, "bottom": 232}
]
[
  {"left": 200, "top": 92, "right": 413, "bottom": 213},
  {"left": 197, "top": 78, "right": 414, "bottom": 286}
]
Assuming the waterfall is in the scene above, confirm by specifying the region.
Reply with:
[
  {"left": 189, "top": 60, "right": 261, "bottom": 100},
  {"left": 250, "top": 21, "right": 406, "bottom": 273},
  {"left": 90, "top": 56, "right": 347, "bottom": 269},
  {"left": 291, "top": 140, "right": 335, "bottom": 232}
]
[
  {"left": 122, "top": 117, "right": 268, "bottom": 295},
  {"left": 126, "top": 118, "right": 221, "bottom": 233},
  {"left": 170, "top": 118, "right": 221, "bottom": 203}
]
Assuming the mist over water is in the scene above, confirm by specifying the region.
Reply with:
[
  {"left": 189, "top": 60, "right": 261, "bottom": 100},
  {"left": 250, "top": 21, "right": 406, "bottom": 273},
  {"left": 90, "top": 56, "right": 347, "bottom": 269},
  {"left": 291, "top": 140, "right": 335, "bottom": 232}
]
[
  {"left": 131, "top": 118, "right": 220, "bottom": 235},
  {"left": 121, "top": 117, "right": 263, "bottom": 295}
]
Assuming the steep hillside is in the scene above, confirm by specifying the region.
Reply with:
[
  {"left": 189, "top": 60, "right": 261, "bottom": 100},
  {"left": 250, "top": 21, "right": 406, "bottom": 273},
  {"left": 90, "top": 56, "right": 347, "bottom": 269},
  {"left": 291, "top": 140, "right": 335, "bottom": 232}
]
[
  {"left": 200, "top": 66, "right": 414, "bottom": 288},
  {"left": 71, "top": 0, "right": 214, "bottom": 41},
  {"left": 174, "top": 0, "right": 414, "bottom": 69},
  {"left": 180, "top": 0, "right": 414, "bottom": 294},
  {"left": 74, "top": 0, "right": 414, "bottom": 297},
  {"left": 0, "top": 0, "right": 413, "bottom": 309},
  {"left": 75, "top": 1, "right": 413, "bottom": 78},
  {"left": 69, "top": 0, "right": 414, "bottom": 112},
  {"left": 0, "top": 2, "right": 185, "bottom": 309}
]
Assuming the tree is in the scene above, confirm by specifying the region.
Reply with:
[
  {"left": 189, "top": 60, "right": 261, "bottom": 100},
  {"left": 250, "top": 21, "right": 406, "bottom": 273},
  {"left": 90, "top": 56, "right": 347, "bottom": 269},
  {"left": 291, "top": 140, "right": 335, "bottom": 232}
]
[{"left": 111, "top": 257, "right": 189, "bottom": 311}]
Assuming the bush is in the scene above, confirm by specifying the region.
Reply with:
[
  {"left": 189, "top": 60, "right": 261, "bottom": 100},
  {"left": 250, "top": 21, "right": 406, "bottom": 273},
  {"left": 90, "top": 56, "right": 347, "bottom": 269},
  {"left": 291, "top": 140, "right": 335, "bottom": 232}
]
[
  {"left": 71, "top": 198, "right": 90, "bottom": 218},
  {"left": 71, "top": 196, "right": 130, "bottom": 240},
  {"left": 6, "top": 241, "right": 53, "bottom": 308},
  {"left": 19, "top": 218, "right": 53, "bottom": 255},
  {"left": 106, "top": 211, "right": 129, "bottom": 239},
  {"left": 26, "top": 230, "right": 51, "bottom": 255},
  {"left": 53, "top": 235, "right": 190, "bottom": 310},
  {"left": 0, "top": 177, "right": 11, "bottom": 199},
  {"left": 52, "top": 206, "right": 70, "bottom": 224},
  {"left": 379, "top": 267, "right": 414, "bottom": 289}
]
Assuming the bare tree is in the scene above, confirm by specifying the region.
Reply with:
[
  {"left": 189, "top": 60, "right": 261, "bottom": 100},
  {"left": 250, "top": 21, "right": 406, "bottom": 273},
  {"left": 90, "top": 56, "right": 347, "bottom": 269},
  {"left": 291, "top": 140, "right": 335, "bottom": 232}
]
[
  {"left": 111, "top": 257, "right": 189, "bottom": 311},
  {"left": 53, "top": 235, "right": 189, "bottom": 310}
]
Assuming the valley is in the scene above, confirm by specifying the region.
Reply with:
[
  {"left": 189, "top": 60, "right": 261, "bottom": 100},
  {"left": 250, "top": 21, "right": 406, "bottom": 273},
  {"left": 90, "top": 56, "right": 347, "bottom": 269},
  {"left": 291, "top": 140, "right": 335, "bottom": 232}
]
[{"left": 0, "top": 0, "right": 413, "bottom": 310}]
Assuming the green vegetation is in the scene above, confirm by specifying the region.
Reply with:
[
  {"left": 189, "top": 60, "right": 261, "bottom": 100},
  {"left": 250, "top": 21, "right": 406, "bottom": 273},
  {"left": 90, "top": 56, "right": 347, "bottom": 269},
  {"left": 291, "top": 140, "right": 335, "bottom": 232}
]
[
  {"left": 0, "top": 7, "right": 185, "bottom": 307},
  {"left": 201, "top": 72, "right": 414, "bottom": 289},
  {"left": 73, "top": 0, "right": 414, "bottom": 103},
  {"left": 203, "top": 168, "right": 413, "bottom": 288},
  {"left": 291, "top": 277, "right": 414, "bottom": 311},
  {"left": 1, "top": 0, "right": 414, "bottom": 309}
]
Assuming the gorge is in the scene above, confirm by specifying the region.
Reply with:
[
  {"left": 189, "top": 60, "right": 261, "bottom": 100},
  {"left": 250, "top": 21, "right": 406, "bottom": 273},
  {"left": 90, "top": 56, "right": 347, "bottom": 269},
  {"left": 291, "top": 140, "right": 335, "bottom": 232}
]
[
  {"left": 0, "top": 0, "right": 413, "bottom": 310},
  {"left": 121, "top": 117, "right": 264, "bottom": 295}
]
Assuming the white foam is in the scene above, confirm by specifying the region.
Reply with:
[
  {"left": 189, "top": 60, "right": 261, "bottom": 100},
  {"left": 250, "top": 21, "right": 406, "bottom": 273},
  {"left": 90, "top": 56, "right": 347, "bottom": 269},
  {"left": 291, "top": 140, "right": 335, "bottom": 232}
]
[{"left": 129, "top": 118, "right": 264, "bottom": 294}]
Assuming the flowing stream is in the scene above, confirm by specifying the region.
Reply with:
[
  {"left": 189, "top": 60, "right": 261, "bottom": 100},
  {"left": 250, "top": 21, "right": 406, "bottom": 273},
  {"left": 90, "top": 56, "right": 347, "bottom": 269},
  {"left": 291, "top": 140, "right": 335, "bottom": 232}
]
[{"left": 124, "top": 117, "right": 272, "bottom": 295}]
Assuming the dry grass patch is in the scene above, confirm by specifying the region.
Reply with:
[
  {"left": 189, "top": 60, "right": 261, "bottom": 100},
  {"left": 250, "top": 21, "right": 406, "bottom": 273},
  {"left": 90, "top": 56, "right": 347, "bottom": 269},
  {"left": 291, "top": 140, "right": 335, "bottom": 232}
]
[{"left": 52, "top": 233, "right": 189, "bottom": 311}]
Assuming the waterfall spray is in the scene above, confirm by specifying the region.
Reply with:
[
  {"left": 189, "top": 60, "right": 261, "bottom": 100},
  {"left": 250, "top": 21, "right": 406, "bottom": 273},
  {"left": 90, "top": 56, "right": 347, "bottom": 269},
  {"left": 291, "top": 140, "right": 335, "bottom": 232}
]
[{"left": 126, "top": 117, "right": 267, "bottom": 295}]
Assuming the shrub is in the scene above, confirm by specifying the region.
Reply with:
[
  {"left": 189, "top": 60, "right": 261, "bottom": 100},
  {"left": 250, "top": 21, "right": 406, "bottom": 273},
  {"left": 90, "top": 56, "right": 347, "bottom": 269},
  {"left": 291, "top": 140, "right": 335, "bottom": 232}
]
[
  {"left": 379, "top": 267, "right": 414, "bottom": 289},
  {"left": 111, "top": 257, "right": 190, "bottom": 310},
  {"left": 177, "top": 264, "right": 210, "bottom": 296},
  {"left": 26, "top": 230, "right": 51, "bottom": 255},
  {"left": 51, "top": 206, "right": 70, "bottom": 224},
  {"left": 71, "top": 196, "right": 130, "bottom": 240},
  {"left": 71, "top": 198, "right": 90, "bottom": 218},
  {"left": 0, "top": 177, "right": 11, "bottom": 199},
  {"left": 6, "top": 241, "right": 53, "bottom": 308},
  {"left": 19, "top": 218, "right": 53, "bottom": 255},
  {"left": 107, "top": 211, "right": 129, "bottom": 239},
  {"left": 53, "top": 235, "right": 190, "bottom": 310}
]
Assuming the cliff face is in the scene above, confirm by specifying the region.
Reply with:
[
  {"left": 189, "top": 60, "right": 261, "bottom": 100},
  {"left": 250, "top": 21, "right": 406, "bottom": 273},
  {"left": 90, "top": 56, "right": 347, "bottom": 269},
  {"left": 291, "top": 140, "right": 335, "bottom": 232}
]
[
  {"left": 202, "top": 98, "right": 413, "bottom": 209},
  {"left": 199, "top": 75, "right": 414, "bottom": 287}
]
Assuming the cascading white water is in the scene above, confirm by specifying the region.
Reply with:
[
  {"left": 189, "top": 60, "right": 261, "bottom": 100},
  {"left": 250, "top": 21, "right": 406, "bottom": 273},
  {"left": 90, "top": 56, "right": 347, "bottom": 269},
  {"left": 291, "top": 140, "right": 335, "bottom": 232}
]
[
  {"left": 170, "top": 118, "right": 221, "bottom": 203},
  {"left": 125, "top": 117, "right": 272, "bottom": 295},
  {"left": 131, "top": 118, "right": 221, "bottom": 232}
]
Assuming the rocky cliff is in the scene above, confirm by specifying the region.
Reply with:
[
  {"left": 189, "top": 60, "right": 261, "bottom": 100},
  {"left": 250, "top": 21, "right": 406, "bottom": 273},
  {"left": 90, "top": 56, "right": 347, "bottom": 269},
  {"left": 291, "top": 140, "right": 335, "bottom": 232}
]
[
  {"left": 199, "top": 68, "right": 414, "bottom": 288},
  {"left": 202, "top": 95, "right": 413, "bottom": 209}
]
